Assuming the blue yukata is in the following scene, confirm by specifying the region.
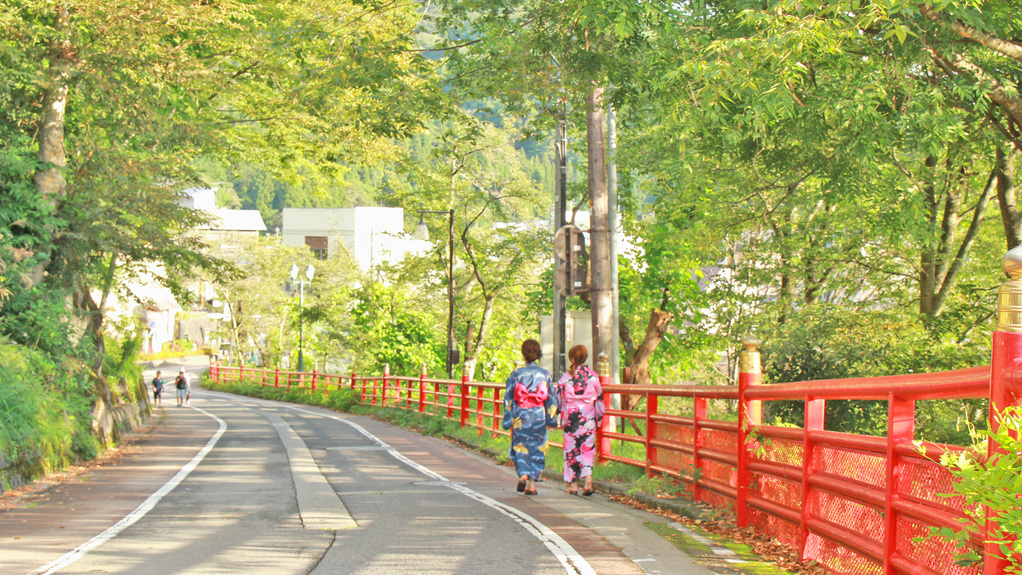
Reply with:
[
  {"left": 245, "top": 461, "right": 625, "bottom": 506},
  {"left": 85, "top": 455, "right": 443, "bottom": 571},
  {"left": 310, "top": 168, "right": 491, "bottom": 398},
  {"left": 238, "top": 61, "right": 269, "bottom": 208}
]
[{"left": 502, "top": 362, "right": 558, "bottom": 481}]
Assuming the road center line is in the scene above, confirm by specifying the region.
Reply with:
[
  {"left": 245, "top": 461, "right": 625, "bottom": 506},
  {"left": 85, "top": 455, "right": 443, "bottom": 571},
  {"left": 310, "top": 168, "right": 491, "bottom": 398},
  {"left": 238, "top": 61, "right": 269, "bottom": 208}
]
[
  {"left": 264, "top": 412, "right": 357, "bottom": 530},
  {"left": 33, "top": 406, "right": 227, "bottom": 575}
]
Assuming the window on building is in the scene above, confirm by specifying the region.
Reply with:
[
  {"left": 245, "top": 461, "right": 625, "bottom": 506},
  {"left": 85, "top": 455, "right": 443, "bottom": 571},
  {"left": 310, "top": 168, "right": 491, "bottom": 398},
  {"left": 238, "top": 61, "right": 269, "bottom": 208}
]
[{"left": 305, "top": 236, "right": 328, "bottom": 259}]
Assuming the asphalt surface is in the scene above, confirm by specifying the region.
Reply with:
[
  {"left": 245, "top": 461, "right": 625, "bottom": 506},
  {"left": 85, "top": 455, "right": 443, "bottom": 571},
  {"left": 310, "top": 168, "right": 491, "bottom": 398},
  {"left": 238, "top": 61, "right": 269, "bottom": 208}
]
[{"left": 0, "top": 361, "right": 718, "bottom": 575}]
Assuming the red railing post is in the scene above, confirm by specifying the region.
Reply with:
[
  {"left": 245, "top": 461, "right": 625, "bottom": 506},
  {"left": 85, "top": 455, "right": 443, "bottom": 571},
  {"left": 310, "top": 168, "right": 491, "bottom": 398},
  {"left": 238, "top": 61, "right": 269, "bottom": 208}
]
[
  {"left": 693, "top": 395, "right": 706, "bottom": 500},
  {"left": 239, "top": 362, "right": 244, "bottom": 384},
  {"left": 418, "top": 364, "right": 427, "bottom": 413},
  {"left": 597, "top": 353, "right": 612, "bottom": 461},
  {"left": 275, "top": 366, "right": 280, "bottom": 388},
  {"left": 884, "top": 394, "right": 915, "bottom": 573},
  {"left": 492, "top": 387, "right": 501, "bottom": 438},
  {"left": 476, "top": 385, "right": 484, "bottom": 435},
  {"left": 645, "top": 392, "right": 658, "bottom": 478},
  {"left": 460, "top": 365, "right": 470, "bottom": 428},
  {"left": 737, "top": 335, "right": 762, "bottom": 528},
  {"left": 311, "top": 368, "right": 318, "bottom": 392},
  {"left": 382, "top": 364, "right": 390, "bottom": 406},
  {"left": 801, "top": 397, "right": 826, "bottom": 559},
  {"left": 447, "top": 379, "right": 455, "bottom": 419},
  {"left": 985, "top": 247, "right": 1022, "bottom": 575}
]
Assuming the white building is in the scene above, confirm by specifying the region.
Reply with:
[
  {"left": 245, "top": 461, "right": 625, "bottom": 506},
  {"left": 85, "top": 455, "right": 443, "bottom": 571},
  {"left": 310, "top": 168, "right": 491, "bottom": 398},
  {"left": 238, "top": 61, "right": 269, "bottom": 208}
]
[
  {"left": 180, "top": 187, "right": 266, "bottom": 252},
  {"left": 282, "top": 207, "right": 422, "bottom": 271}
]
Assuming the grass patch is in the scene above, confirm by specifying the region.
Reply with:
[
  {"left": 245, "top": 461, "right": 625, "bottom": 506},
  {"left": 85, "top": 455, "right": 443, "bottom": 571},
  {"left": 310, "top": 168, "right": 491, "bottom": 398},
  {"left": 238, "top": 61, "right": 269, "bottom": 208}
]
[{"left": 645, "top": 521, "right": 799, "bottom": 574}]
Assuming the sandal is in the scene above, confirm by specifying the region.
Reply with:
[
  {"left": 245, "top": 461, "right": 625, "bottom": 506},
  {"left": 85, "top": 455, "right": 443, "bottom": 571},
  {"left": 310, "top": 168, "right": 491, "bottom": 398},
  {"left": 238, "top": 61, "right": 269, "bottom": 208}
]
[
  {"left": 524, "top": 489, "right": 538, "bottom": 495},
  {"left": 567, "top": 488, "right": 578, "bottom": 495},
  {"left": 582, "top": 488, "right": 595, "bottom": 496}
]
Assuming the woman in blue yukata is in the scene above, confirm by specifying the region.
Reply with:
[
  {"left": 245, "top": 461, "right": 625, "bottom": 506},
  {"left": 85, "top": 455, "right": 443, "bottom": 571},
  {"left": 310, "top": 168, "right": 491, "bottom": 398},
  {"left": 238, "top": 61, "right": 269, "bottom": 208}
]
[{"left": 502, "top": 338, "right": 558, "bottom": 495}]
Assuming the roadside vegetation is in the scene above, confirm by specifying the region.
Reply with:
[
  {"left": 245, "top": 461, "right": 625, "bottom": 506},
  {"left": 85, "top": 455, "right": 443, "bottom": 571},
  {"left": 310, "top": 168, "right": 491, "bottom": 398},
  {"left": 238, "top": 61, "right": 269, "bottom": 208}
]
[{"left": 2, "top": 0, "right": 1021, "bottom": 564}]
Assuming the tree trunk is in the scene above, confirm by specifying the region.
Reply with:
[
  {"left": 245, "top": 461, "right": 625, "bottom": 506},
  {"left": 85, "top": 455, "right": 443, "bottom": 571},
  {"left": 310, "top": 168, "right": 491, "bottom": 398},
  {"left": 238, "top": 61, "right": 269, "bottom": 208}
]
[
  {"left": 629, "top": 308, "right": 675, "bottom": 389},
  {"left": 463, "top": 294, "right": 495, "bottom": 381},
  {"left": 919, "top": 156, "right": 940, "bottom": 316},
  {"left": 31, "top": 7, "right": 73, "bottom": 285},
  {"left": 996, "top": 146, "right": 1020, "bottom": 249}
]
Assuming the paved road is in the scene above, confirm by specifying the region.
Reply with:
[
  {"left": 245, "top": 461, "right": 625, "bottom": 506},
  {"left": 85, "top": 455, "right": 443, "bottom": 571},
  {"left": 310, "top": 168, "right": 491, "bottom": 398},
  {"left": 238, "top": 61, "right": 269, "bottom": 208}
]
[{"left": 0, "top": 367, "right": 716, "bottom": 575}]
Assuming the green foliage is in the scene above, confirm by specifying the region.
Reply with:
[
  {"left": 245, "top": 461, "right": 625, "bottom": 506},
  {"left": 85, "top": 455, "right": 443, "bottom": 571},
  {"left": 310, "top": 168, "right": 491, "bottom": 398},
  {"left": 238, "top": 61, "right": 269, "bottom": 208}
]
[
  {"left": 0, "top": 342, "right": 97, "bottom": 486},
  {"left": 342, "top": 281, "right": 444, "bottom": 376},
  {"left": 762, "top": 305, "right": 990, "bottom": 441},
  {"left": 103, "top": 334, "right": 144, "bottom": 401},
  {"left": 930, "top": 407, "right": 1022, "bottom": 572}
]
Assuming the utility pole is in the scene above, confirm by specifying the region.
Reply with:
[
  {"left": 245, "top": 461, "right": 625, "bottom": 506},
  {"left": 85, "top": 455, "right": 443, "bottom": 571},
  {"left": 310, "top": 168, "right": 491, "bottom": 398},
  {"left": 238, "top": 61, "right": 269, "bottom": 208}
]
[
  {"left": 588, "top": 87, "right": 613, "bottom": 365},
  {"left": 552, "top": 120, "right": 568, "bottom": 378},
  {"left": 607, "top": 104, "right": 622, "bottom": 399}
]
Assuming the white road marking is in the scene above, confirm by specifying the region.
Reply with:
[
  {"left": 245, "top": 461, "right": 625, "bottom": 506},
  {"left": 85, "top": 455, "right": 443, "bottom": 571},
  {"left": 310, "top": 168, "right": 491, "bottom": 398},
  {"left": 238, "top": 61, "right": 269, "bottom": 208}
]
[
  {"left": 33, "top": 406, "right": 227, "bottom": 574},
  {"left": 284, "top": 404, "right": 598, "bottom": 575}
]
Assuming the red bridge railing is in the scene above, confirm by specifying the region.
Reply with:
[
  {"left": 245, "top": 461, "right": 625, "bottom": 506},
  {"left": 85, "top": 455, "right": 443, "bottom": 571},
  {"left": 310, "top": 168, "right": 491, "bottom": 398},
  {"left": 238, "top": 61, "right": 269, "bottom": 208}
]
[{"left": 209, "top": 247, "right": 1022, "bottom": 575}]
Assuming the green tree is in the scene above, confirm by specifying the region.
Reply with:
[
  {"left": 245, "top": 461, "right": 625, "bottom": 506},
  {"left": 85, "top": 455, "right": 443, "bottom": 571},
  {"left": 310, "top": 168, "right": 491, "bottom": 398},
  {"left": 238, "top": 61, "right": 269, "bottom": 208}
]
[
  {"left": 0, "top": 0, "right": 445, "bottom": 457},
  {"left": 392, "top": 116, "right": 551, "bottom": 381}
]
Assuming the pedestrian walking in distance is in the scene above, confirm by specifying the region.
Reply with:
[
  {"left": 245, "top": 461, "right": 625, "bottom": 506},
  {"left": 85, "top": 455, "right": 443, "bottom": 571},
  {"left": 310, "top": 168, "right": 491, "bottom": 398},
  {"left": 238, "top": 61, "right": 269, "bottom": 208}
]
[
  {"left": 502, "top": 339, "right": 558, "bottom": 495},
  {"left": 175, "top": 369, "right": 190, "bottom": 407},
  {"left": 151, "top": 371, "right": 165, "bottom": 406}
]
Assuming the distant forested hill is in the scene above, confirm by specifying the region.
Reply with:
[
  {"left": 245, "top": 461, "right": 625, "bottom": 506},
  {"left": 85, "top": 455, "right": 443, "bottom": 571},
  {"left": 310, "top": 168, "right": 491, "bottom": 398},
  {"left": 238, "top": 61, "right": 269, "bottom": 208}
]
[{"left": 196, "top": 119, "right": 562, "bottom": 231}]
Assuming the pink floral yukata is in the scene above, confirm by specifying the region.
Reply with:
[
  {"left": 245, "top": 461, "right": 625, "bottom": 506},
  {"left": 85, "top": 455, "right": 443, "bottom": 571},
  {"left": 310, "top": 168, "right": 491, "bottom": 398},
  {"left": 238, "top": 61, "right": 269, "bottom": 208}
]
[{"left": 556, "top": 365, "right": 603, "bottom": 483}]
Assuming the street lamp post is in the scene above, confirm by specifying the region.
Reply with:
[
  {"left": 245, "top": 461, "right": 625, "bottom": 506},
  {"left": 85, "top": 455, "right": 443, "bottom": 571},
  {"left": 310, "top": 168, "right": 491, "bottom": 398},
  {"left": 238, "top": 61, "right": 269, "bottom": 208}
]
[
  {"left": 289, "top": 262, "right": 315, "bottom": 372},
  {"left": 414, "top": 209, "right": 456, "bottom": 379}
]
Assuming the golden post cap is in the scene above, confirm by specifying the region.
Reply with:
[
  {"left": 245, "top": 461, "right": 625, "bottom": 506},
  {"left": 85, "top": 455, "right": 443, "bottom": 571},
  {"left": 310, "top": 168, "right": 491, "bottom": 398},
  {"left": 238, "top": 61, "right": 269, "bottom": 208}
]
[
  {"left": 596, "top": 352, "right": 610, "bottom": 377},
  {"left": 1004, "top": 245, "right": 1022, "bottom": 279},
  {"left": 997, "top": 246, "right": 1022, "bottom": 332},
  {"left": 740, "top": 335, "right": 762, "bottom": 374}
]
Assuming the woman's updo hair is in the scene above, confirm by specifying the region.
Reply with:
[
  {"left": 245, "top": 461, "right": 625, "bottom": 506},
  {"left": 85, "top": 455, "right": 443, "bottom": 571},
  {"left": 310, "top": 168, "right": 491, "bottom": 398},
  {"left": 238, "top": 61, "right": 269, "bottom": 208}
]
[
  {"left": 521, "top": 339, "right": 541, "bottom": 363},
  {"left": 568, "top": 344, "right": 588, "bottom": 375}
]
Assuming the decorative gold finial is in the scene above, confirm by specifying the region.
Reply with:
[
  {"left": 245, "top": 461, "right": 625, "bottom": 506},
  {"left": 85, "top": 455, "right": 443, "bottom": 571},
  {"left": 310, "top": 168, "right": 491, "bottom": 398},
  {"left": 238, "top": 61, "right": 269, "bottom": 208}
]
[
  {"left": 740, "top": 335, "right": 761, "bottom": 374},
  {"left": 596, "top": 352, "right": 610, "bottom": 377},
  {"left": 462, "top": 363, "right": 471, "bottom": 379},
  {"left": 997, "top": 246, "right": 1022, "bottom": 333},
  {"left": 1004, "top": 245, "right": 1022, "bottom": 279},
  {"left": 420, "top": 363, "right": 427, "bottom": 376}
]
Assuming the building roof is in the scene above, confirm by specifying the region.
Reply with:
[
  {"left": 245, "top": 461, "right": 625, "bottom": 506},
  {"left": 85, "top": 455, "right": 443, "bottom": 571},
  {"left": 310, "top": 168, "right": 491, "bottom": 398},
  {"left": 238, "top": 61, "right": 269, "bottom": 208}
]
[{"left": 204, "top": 209, "right": 267, "bottom": 232}]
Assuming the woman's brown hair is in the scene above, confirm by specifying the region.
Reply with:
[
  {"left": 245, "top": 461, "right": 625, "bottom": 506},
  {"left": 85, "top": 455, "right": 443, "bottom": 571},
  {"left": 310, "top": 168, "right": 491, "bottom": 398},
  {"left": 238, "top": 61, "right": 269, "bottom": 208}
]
[
  {"left": 521, "top": 339, "right": 541, "bottom": 363},
  {"left": 568, "top": 344, "right": 588, "bottom": 375}
]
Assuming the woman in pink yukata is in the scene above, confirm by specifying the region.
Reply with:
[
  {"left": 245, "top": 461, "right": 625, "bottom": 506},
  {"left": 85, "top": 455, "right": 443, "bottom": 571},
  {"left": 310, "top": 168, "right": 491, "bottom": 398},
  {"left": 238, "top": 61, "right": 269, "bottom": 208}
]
[{"left": 556, "top": 344, "right": 603, "bottom": 496}]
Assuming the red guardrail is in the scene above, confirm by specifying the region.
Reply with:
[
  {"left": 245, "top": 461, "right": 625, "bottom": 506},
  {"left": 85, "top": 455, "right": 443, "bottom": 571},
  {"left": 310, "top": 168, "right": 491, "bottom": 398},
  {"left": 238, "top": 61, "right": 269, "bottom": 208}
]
[{"left": 210, "top": 355, "right": 1002, "bottom": 575}]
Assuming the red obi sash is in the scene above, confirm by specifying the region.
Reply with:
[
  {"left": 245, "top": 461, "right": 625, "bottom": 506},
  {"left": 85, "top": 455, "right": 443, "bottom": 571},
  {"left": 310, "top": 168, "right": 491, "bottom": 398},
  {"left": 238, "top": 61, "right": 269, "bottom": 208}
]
[{"left": 514, "top": 381, "right": 548, "bottom": 409}]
